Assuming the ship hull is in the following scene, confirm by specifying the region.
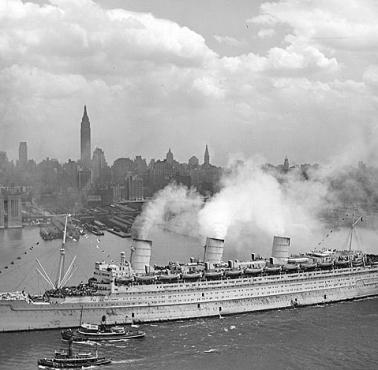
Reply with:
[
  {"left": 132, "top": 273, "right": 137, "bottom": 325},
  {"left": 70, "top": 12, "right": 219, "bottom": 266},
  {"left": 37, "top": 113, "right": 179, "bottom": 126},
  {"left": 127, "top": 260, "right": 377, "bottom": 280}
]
[{"left": 1, "top": 266, "right": 378, "bottom": 332}]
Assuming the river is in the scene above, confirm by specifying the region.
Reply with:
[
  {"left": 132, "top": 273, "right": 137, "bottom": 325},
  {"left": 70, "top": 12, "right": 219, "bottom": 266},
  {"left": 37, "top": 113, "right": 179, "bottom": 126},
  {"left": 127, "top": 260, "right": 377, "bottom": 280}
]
[{"left": 0, "top": 227, "right": 377, "bottom": 369}]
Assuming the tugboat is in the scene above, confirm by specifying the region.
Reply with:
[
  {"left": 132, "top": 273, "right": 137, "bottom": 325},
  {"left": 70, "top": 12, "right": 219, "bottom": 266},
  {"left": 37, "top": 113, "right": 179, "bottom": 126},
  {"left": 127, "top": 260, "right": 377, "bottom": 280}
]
[
  {"left": 62, "top": 316, "right": 145, "bottom": 342},
  {"left": 38, "top": 339, "right": 111, "bottom": 368}
]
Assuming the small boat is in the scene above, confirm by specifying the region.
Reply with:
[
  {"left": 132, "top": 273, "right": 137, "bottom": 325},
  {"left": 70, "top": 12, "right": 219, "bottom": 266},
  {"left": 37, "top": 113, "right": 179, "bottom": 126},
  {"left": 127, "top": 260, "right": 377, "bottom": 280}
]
[
  {"left": 158, "top": 273, "right": 180, "bottom": 282},
  {"left": 282, "top": 264, "right": 299, "bottom": 272},
  {"left": 115, "top": 277, "right": 134, "bottom": 285},
  {"left": 300, "top": 263, "right": 317, "bottom": 271},
  {"left": 334, "top": 260, "right": 350, "bottom": 268},
  {"left": 62, "top": 322, "right": 145, "bottom": 342},
  {"left": 224, "top": 269, "right": 242, "bottom": 278},
  {"left": 317, "top": 261, "right": 333, "bottom": 269},
  {"left": 182, "top": 272, "right": 202, "bottom": 280},
  {"left": 288, "top": 257, "right": 309, "bottom": 264},
  {"left": 264, "top": 265, "right": 281, "bottom": 274},
  {"left": 135, "top": 275, "right": 156, "bottom": 283},
  {"left": 204, "top": 271, "right": 223, "bottom": 279},
  {"left": 38, "top": 339, "right": 111, "bottom": 368},
  {"left": 244, "top": 268, "right": 263, "bottom": 275}
]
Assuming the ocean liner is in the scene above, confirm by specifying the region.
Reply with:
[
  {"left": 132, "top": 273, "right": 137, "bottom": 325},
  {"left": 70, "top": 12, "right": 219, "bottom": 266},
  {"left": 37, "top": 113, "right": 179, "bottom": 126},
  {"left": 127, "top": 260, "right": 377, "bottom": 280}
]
[{"left": 1, "top": 217, "right": 378, "bottom": 332}]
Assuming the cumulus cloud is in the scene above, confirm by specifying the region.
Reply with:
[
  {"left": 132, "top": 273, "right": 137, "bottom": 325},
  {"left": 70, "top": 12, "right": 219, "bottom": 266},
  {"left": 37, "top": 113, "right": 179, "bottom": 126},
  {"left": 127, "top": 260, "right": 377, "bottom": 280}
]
[
  {"left": 214, "top": 35, "right": 247, "bottom": 48},
  {"left": 257, "top": 28, "right": 275, "bottom": 39},
  {"left": 363, "top": 65, "right": 378, "bottom": 87},
  {"left": 250, "top": 0, "right": 378, "bottom": 51},
  {"left": 0, "top": 0, "right": 377, "bottom": 166},
  {"left": 267, "top": 44, "right": 337, "bottom": 71}
]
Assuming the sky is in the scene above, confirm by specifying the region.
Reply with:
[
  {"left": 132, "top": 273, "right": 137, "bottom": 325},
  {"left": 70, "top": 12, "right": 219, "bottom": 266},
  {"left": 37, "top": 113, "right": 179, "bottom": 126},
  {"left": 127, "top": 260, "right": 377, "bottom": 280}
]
[{"left": 1, "top": 0, "right": 378, "bottom": 166}]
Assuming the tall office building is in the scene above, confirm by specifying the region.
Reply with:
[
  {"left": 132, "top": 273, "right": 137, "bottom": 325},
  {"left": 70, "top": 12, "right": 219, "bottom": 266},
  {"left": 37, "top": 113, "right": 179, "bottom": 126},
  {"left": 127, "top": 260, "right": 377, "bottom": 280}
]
[
  {"left": 126, "top": 175, "right": 144, "bottom": 201},
  {"left": 92, "top": 147, "right": 107, "bottom": 184},
  {"left": 0, "top": 188, "right": 23, "bottom": 228},
  {"left": 80, "top": 105, "right": 91, "bottom": 169},
  {"left": 204, "top": 144, "right": 210, "bottom": 166},
  {"left": 19, "top": 142, "right": 27, "bottom": 167},
  {"left": 166, "top": 148, "right": 174, "bottom": 165},
  {"left": 283, "top": 156, "right": 290, "bottom": 172}
]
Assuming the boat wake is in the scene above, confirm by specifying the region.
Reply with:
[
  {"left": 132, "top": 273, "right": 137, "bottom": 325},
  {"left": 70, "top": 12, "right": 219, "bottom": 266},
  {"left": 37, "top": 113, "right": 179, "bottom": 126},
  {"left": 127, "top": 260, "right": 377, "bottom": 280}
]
[
  {"left": 204, "top": 348, "right": 218, "bottom": 353},
  {"left": 72, "top": 340, "right": 100, "bottom": 346},
  {"left": 112, "top": 358, "right": 143, "bottom": 364},
  {"left": 108, "top": 338, "right": 131, "bottom": 343}
]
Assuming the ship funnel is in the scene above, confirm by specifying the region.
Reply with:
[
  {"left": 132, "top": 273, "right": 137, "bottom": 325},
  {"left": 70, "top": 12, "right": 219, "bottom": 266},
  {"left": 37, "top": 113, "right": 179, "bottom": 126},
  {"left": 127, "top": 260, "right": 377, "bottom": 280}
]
[
  {"left": 130, "top": 238, "right": 152, "bottom": 274},
  {"left": 204, "top": 237, "right": 224, "bottom": 264},
  {"left": 271, "top": 236, "right": 290, "bottom": 265}
]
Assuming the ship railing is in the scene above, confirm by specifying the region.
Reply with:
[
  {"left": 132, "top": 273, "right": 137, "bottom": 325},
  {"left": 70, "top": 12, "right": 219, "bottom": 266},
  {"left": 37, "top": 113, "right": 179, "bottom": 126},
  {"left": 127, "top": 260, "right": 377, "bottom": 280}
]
[{"left": 108, "top": 262, "right": 378, "bottom": 290}]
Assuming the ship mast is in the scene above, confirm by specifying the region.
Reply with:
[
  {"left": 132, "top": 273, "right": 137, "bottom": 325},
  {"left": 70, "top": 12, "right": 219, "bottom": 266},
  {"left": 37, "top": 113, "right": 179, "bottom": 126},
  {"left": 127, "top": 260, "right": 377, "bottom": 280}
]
[
  {"left": 348, "top": 211, "right": 363, "bottom": 252},
  {"left": 35, "top": 214, "right": 77, "bottom": 290},
  {"left": 56, "top": 214, "right": 68, "bottom": 288}
]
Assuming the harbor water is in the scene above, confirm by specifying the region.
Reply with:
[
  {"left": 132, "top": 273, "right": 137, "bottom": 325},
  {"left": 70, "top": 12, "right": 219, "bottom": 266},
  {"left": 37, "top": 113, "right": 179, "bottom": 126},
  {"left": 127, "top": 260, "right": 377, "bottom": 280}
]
[{"left": 0, "top": 228, "right": 378, "bottom": 369}]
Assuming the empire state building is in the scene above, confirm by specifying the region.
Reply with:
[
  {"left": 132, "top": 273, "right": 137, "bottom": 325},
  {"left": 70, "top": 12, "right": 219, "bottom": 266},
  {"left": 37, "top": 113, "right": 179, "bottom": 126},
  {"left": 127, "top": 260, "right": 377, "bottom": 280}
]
[{"left": 80, "top": 105, "right": 91, "bottom": 169}]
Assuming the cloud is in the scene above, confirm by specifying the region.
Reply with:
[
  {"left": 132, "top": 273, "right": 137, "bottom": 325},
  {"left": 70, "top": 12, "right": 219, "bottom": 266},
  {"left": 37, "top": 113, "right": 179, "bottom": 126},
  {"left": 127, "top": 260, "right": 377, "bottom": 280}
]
[
  {"left": 0, "top": 0, "right": 377, "bottom": 166},
  {"left": 250, "top": 0, "right": 378, "bottom": 52},
  {"left": 0, "top": 0, "right": 216, "bottom": 73},
  {"left": 363, "top": 65, "right": 378, "bottom": 87},
  {"left": 257, "top": 28, "right": 275, "bottom": 39},
  {"left": 267, "top": 44, "right": 338, "bottom": 71},
  {"left": 214, "top": 35, "right": 247, "bottom": 48}
]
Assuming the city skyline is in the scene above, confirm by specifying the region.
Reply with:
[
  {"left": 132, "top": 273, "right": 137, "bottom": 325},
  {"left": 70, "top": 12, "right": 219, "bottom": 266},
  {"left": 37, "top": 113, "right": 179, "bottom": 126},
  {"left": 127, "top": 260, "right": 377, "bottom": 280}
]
[{"left": 1, "top": 1, "right": 378, "bottom": 166}]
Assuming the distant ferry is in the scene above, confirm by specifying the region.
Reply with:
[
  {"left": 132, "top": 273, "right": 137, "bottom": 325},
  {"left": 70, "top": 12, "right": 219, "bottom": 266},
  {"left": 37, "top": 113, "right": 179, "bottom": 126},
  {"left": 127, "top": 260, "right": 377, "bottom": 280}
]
[{"left": 1, "top": 217, "right": 378, "bottom": 332}]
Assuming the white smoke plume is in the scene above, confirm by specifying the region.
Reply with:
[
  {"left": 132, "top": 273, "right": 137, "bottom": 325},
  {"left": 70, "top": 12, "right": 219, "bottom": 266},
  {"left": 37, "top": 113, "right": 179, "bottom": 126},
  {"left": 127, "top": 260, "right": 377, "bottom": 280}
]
[
  {"left": 134, "top": 157, "right": 332, "bottom": 256},
  {"left": 133, "top": 145, "right": 378, "bottom": 258},
  {"left": 198, "top": 158, "right": 329, "bottom": 255},
  {"left": 134, "top": 183, "right": 203, "bottom": 240}
]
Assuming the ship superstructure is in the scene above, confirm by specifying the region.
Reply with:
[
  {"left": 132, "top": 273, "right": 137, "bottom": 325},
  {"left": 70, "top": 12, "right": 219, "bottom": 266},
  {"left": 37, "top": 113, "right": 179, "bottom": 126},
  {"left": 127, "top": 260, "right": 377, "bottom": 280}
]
[{"left": 1, "top": 226, "right": 378, "bottom": 332}]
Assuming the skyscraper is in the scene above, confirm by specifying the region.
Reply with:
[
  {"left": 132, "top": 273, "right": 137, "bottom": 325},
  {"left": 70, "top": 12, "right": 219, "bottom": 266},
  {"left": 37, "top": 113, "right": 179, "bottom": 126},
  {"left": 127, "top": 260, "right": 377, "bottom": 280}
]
[
  {"left": 166, "top": 148, "right": 174, "bottom": 165},
  {"left": 204, "top": 144, "right": 210, "bottom": 166},
  {"left": 283, "top": 156, "right": 289, "bottom": 172},
  {"left": 18, "top": 142, "right": 27, "bottom": 167},
  {"left": 92, "top": 147, "right": 107, "bottom": 184},
  {"left": 80, "top": 105, "right": 91, "bottom": 169}
]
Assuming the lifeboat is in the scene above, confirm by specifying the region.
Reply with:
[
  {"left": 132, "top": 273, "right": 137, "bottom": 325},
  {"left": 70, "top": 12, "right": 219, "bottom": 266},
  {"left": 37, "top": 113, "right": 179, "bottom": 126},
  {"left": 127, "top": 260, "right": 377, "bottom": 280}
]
[
  {"left": 158, "top": 274, "right": 180, "bottom": 282},
  {"left": 115, "top": 276, "right": 134, "bottom": 285},
  {"left": 288, "top": 257, "right": 308, "bottom": 264},
  {"left": 264, "top": 265, "right": 281, "bottom": 274},
  {"left": 334, "top": 260, "right": 349, "bottom": 268},
  {"left": 300, "top": 263, "right": 317, "bottom": 271},
  {"left": 135, "top": 275, "right": 156, "bottom": 283},
  {"left": 224, "top": 270, "right": 242, "bottom": 278},
  {"left": 182, "top": 272, "right": 202, "bottom": 280},
  {"left": 204, "top": 271, "right": 223, "bottom": 279},
  {"left": 244, "top": 268, "right": 263, "bottom": 275},
  {"left": 282, "top": 264, "right": 299, "bottom": 273},
  {"left": 317, "top": 261, "right": 333, "bottom": 269}
]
